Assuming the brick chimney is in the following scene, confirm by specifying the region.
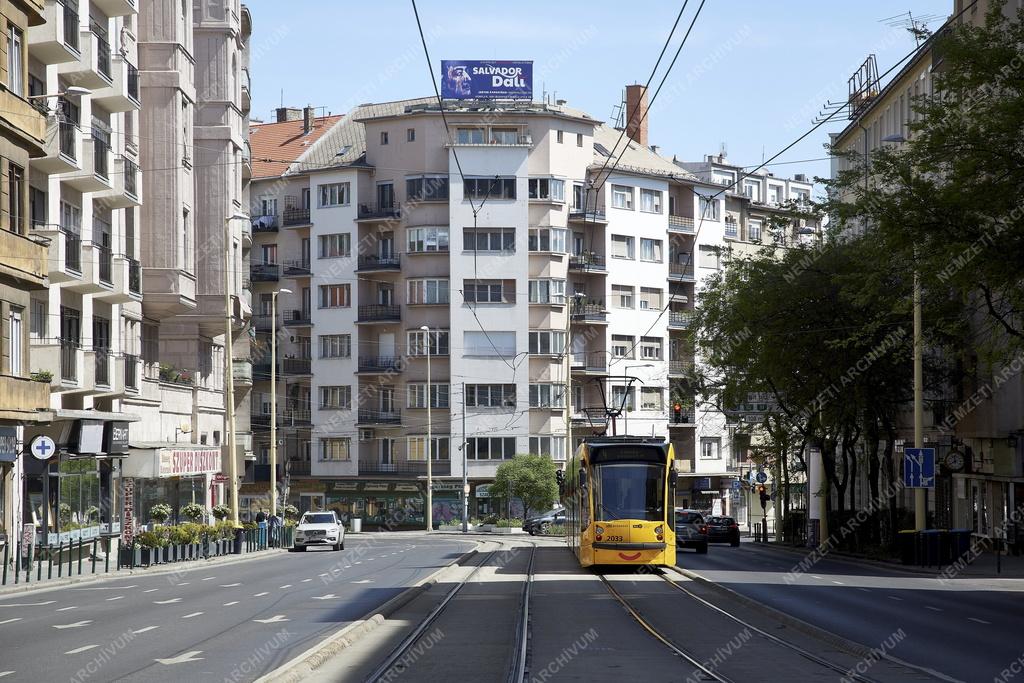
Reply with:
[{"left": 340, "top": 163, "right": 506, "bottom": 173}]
[
  {"left": 624, "top": 84, "right": 649, "bottom": 147},
  {"left": 275, "top": 106, "right": 302, "bottom": 123},
  {"left": 303, "top": 106, "right": 315, "bottom": 134}
]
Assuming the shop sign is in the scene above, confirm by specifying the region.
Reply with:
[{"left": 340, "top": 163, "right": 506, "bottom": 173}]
[
  {"left": 158, "top": 449, "right": 221, "bottom": 477},
  {"left": 0, "top": 426, "right": 17, "bottom": 463},
  {"left": 122, "top": 478, "right": 135, "bottom": 547},
  {"left": 331, "top": 481, "right": 360, "bottom": 492},
  {"left": 431, "top": 482, "right": 462, "bottom": 491},
  {"left": 103, "top": 421, "right": 130, "bottom": 454},
  {"left": 72, "top": 419, "right": 105, "bottom": 454},
  {"left": 363, "top": 483, "right": 390, "bottom": 492},
  {"left": 476, "top": 484, "right": 492, "bottom": 498},
  {"left": 394, "top": 483, "right": 420, "bottom": 492}
]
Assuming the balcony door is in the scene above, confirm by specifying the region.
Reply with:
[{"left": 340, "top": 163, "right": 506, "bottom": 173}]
[
  {"left": 380, "top": 438, "right": 395, "bottom": 471},
  {"left": 378, "top": 232, "right": 394, "bottom": 259},
  {"left": 377, "top": 182, "right": 394, "bottom": 209},
  {"left": 378, "top": 333, "right": 395, "bottom": 359},
  {"left": 380, "top": 387, "right": 395, "bottom": 414},
  {"left": 377, "top": 283, "right": 394, "bottom": 306}
]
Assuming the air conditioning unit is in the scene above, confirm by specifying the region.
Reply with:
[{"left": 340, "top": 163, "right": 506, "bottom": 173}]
[{"left": 359, "top": 429, "right": 374, "bottom": 442}]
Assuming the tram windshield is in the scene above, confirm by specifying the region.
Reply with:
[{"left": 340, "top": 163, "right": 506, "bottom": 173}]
[{"left": 592, "top": 462, "right": 665, "bottom": 521}]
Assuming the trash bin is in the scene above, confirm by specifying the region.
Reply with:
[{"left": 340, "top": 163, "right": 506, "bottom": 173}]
[
  {"left": 897, "top": 530, "right": 918, "bottom": 565},
  {"left": 949, "top": 529, "right": 972, "bottom": 563},
  {"left": 233, "top": 528, "right": 244, "bottom": 554},
  {"left": 920, "top": 529, "right": 943, "bottom": 566},
  {"left": 351, "top": 518, "right": 362, "bottom": 534}
]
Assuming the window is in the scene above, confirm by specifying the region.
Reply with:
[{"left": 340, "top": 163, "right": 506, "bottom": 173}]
[
  {"left": 528, "top": 227, "right": 567, "bottom": 253},
  {"left": 318, "top": 284, "right": 350, "bottom": 308},
  {"left": 641, "top": 387, "right": 663, "bottom": 411},
  {"left": 529, "top": 436, "right": 566, "bottom": 461},
  {"left": 407, "top": 279, "right": 449, "bottom": 304},
  {"left": 612, "top": 386, "right": 635, "bottom": 411},
  {"left": 612, "top": 285, "right": 634, "bottom": 309},
  {"left": 528, "top": 330, "right": 566, "bottom": 355},
  {"left": 464, "top": 177, "right": 516, "bottom": 200},
  {"left": 466, "top": 436, "right": 517, "bottom": 460},
  {"left": 376, "top": 182, "right": 395, "bottom": 209},
  {"left": 465, "top": 384, "right": 517, "bottom": 408},
  {"left": 182, "top": 209, "right": 192, "bottom": 272},
  {"left": 556, "top": 130, "right": 563, "bottom": 143},
  {"left": 406, "top": 176, "right": 449, "bottom": 201},
  {"left": 528, "top": 178, "right": 565, "bottom": 202},
  {"left": 463, "top": 279, "right": 514, "bottom": 304},
  {"left": 573, "top": 183, "right": 585, "bottom": 209},
  {"left": 699, "top": 196, "right": 720, "bottom": 220},
  {"left": 576, "top": 133, "right": 583, "bottom": 147},
  {"left": 319, "top": 334, "right": 351, "bottom": 358},
  {"left": 698, "top": 245, "right": 720, "bottom": 270},
  {"left": 724, "top": 219, "right": 739, "bottom": 238},
  {"left": 611, "top": 334, "right": 634, "bottom": 358},
  {"left": 640, "top": 238, "right": 663, "bottom": 262},
  {"left": 529, "top": 383, "right": 565, "bottom": 408},
  {"left": 7, "top": 26, "right": 22, "bottom": 96},
  {"left": 793, "top": 188, "right": 810, "bottom": 203},
  {"left": 407, "top": 226, "right": 449, "bottom": 252},
  {"left": 260, "top": 244, "right": 277, "bottom": 265},
  {"left": 8, "top": 163, "right": 23, "bottom": 233},
  {"left": 640, "top": 189, "right": 662, "bottom": 213},
  {"left": 320, "top": 438, "right": 351, "bottom": 461},
  {"left": 528, "top": 280, "right": 566, "bottom": 305},
  {"left": 407, "top": 329, "right": 449, "bottom": 356},
  {"left": 490, "top": 127, "right": 518, "bottom": 144},
  {"left": 407, "top": 436, "right": 449, "bottom": 461},
  {"left": 456, "top": 127, "right": 485, "bottom": 144},
  {"left": 406, "top": 128, "right": 415, "bottom": 142},
  {"left": 611, "top": 185, "right": 633, "bottom": 210},
  {"left": 611, "top": 234, "right": 634, "bottom": 259},
  {"left": 406, "top": 383, "right": 449, "bottom": 409},
  {"left": 318, "top": 182, "right": 350, "bottom": 207},
  {"left": 380, "top": 131, "right": 389, "bottom": 145},
  {"left": 30, "top": 299, "right": 45, "bottom": 339},
  {"left": 748, "top": 219, "right": 762, "bottom": 242},
  {"left": 319, "top": 385, "right": 351, "bottom": 409},
  {"left": 9, "top": 309, "right": 21, "bottom": 375},
  {"left": 463, "top": 227, "right": 515, "bottom": 252},
  {"left": 639, "top": 287, "right": 662, "bottom": 310},
  {"left": 767, "top": 186, "right": 782, "bottom": 204},
  {"left": 464, "top": 331, "right": 515, "bottom": 356},
  {"left": 640, "top": 336, "right": 662, "bottom": 360},
  {"left": 742, "top": 181, "right": 760, "bottom": 201},
  {"left": 713, "top": 172, "right": 735, "bottom": 187},
  {"left": 700, "top": 437, "right": 721, "bottom": 459},
  {"left": 317, "top": 233, "right": 350, "bottom": 258}
]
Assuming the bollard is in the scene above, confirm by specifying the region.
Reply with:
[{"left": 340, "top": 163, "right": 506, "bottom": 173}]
[
  {"left": 77, "top": 539, "right": 83, "bottom": 576},
  {"left": 37, "top": 546, "right": 42, "bottom": 581},
  {"left": 91, "top": 540, "right": 98, "bottom": 574},
  {"left": 25, "top": 545, "right": 31, "bottom": 584},
  {"left": 14, "top": 537, "right": 19, "bottom": 585},
  {"left": 57, "top": 541, "right": 63, "bottom": 578},
  {"left": 2, "top": 542, "right": 8, "bottom": 585},
  {"left": 104, "top": 541, "right": 110, "bottom": 574}
]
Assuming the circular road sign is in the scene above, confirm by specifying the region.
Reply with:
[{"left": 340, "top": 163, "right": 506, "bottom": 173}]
[{"left": 755, "top": 471, "right": 768, "bottom": 484}]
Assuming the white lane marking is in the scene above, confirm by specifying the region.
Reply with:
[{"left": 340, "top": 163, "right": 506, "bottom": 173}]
[
  {"left": 153, "top": 598, "right": 182, "bottom": 605},
  {"left": 857, "top": 588, "right": 871, "bottom": 593},
  {"left": 182, "top": 612, "right": 203, "bottom": 619},
  {"left": 351, "top": 579, "right": 373, "bottom": 584},
  {"left": 969, "top": 617, "right": 991, "bottom": 625},
  {"left": 143, "top": 589, "right": 159, "bottom": 593},
  {"left": 925, "top": 606, "right": 943, "bottom": 612},
  {"left": 154, "top": 651, "right": 203, "bottom": 665},
  {"left": 831, "top": 581, "right": 844, "bottom": 585},
  {"left": 311, "top": 594, "right": 337, "bottom": 600},
  {"left": 176, "top": 582, "right": 190, "bottom": 586},
  {"left": 223, "top": 601, "right": 239, "bottom": 607},
  {"left": 0, "top": 618, "right": 22, "bottom": 625},
  {"left": 0, "top": 601, "right": 56, "bottom": 607},
  {"left": 301, "top": 579, "right": 312, "bottom": 583},
  {"left": 132, "top": 626, "right": 160, "bottom": 634},
  {"left": 253, "top": 592, "right": 269, "bottom": 597},
  {"left": 57, "top": 606, "right": 78, "bottom": 611},
  {"left": 53, "top": 620, "right": 92, "bottom": 629},
  {"left": 888, "top": 596, "right": 903, "bottom": 601},
  {"left": 253, "top": 615, "right": 289, "bottom": 623},
  {"left": 219, "top": 583, "right": 241, "bottom": 588},
  {"left": 64, "top": 644, "right": 100, "bottom": 654},
  {"left": 810, "top": 575, "right": 823, "bottom": 579},
  {"left": 0, "top": 672, "right": 13, "bottom": 678},
  {"left": 279, "top": 584, "right": 292, "bottom": 589},
  {"left": 201, "top": 577, "right": 216, "bottom": 581},
  {"left": 106, "top": 596, "right": 124, "bottom": 601},
  {"left": 70, "top": 586, "right": 136, "bottom": 591}
]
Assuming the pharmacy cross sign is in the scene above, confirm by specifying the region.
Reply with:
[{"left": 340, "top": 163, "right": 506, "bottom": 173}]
[{"left": 29, "top": 435, "right": 56, "bottom": 461}]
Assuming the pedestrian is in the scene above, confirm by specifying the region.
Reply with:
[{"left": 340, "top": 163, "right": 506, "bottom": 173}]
[
  {"left": 268, "top": 512, "right": 281, "bottom": 547},
  {"left": 255, "top": 509, "right": 268, "bottom": 549}
]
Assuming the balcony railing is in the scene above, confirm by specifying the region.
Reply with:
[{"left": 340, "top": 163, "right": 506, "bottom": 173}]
[
  {"left": 571, "top": 300, "right": 606, "bottom": 322},
  {"left": 59, "top": 121, "right": 77, "bottom": 160},
  {"left": 724, "top": 222, "right": 739, "bottom": 238},
  {"left": 281, "top": 358, "right": 311, "bottom": 375},
  {"left": 93, "top": 139, "right": 110, "bottom": 179},
  {"left": 669, "top": 263, "right": 695, "bottom": 280},
  {"left": 668, "top": 310, "right": 694, "bottom": 328},
  {"left": 251, "top": 263, "right": 280, "bottom": 281},
  {"left": 251, "top": 214, "right": 278, "bottom": 232},
  {"left": 288, "top": 459, "right": 311, "bottom": 477},
  {"left": 96, "top": 244, "right": 112, "bottom": 284},
  {"left": 572, "top": 408, "right": 609, "bottom": 428},
  {"left": 64, "top": 231, "right": 82, "bottom": 273},
  {"left": 357, "top": 305, "right": 400, "bottom": 322},
  {"left": 92, "top": 21, "right": 111, "bottom": 80},
  {"left": 358, "top": 459, "right": 451, "bottom": 476},
  {"left": 123, "top": 157, "right": 139, "bottom": 198},
  {"left": 284, "top": 309, "right": 311, "bottom": 326},
  {"left": 568, "top": 252, "right": 605, "bottom": 272},
  {"left": 126, "top": 62, "right": 140, "bottom": 102},
  {"left": 568, "top": 208, "right": 607, "bottom": 222},
  {"left": 357, "top": 410, "right": 402, "bottom": 425},
  {"left": 127, "top": 257, "right": 141, "bottom": 294},
  {"left": 62, "top": 1, "right": 79, "bottom": 52},
  {"left": 283, "top": 259, "right": 311, "bottom": 276},
  {"left": 357, "top": 254, "right": 401, "bottom": 271},
  {"left": 358, "top": 356, "right": 403, "bottom": 373},
  {"left": 94, "top": 348, "right": 110, "bottom": 386},
  {"left": 668, "top": 408, "right": 695, "bottom": 425},
  {"left": 253, "top": 314, "right": 276, "bottom": 332},
  {"left": 571, "top": 353, "right": 608, "bottom": 373},
  {"left": 123, "top": 353, "right": 138, "bottom": 391},
  {"left": 60, "top": 339, "right": 78, "bottom": 383},
  {"left": 357, "top": 202, "right": 401, "bottom": 220},
  {"left": 283, "top": 407, "right": 312, "bottom": 426},
  {"left": 281, "top": 207, "right": 310, "bottom": 226},
  {"left": 668, "top": 214, "right": 695, "bottom": 232},
  {"left": 232, "top": 358, "right": 253, "bottom": 384},
  {"left": 669, "top": 359, "right": 694, "bottom": 375}
]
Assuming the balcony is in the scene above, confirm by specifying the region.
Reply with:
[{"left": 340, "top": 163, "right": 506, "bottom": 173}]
[
  {"left": 127, "top": 257, "right": 141, "bottom": 295},
  {"left": 282, "top": 207, "right": 310, "bottom": 227},
  {"left": 358, "top": 356, "right": 403, "bottom": 373},
  {"left": 96, "top": 155, "right": 142, "bottom": 208},
  {"left": 123, "top": 354, "right": 139, "bottom": 393},
  {"left": 288, "top": 459, "right": 311, "bottom": 477},
  {"left": 668, "top": 409, "right": 696, "bottom": 427},
  {"left": 282, "top": 408, "right": 312, "bottom": 426},
  {"left": 283, "top": 309, "right": 312, "bottom": 327},
  {"left": 358, "top": 459, "right": 451, "bottom": 476},
  {"left": 356, "top": 202, "right": 400, "bottom": 221},
  {"left": 668, "top": 310, "right": 694, "bottom": 329},
  {"left": 0, "top": 375, "right": 50, "bottom": 422},
  {"left": 60, "top": 340, "right": 79, "bottom": 384},
  {"left": 568, "top": 252, "right": 606, "bottom": 273},
  {"left": 0, "top": 228, "right": 47, "bottom": 289},
  {"left": 232, "top": 358, "right": 253, "bottom": 386},
  {"left": 240, "top": 67, "right": 251, "bottom": 113},
  {"left": 57, "top": 21, "right": 114, "bottom": 90},
  {"left": 568, "top": 208, "right": 607, "bottom": 224},
  {"left": 92, "top": 56, "right": 141, "bottom": 112},
  {"left": 669, "top": 359, "right": 694, "bottom": 376},
  {"left": 357, "top": 305, "right": 401, "bottom": 323},
  {"left": 64, "top": 137, "right": 112, "bottom": 192},
  {"left": 91, "top": 0, "right": 137, "bottom": 18},
  {"left": 253, "top": 314, "right": 276, "bottom": 332},
  {"left": 668, "top": 215, "right": 695, "bottom": 233},
  {"left": 28, "top": 0, "right": 81, "bottom": 65},
  {"left": 571, "top": 352, "right": 609, "bottom": 375},
  {"left": 37, "top": 120, "right": 81, "bottom": 174},
  {"left": 251, "top": 262, "right": 280, "bottom": 282},
  {"left": 570, "top": 300, "right": 607, "bottom": 323},
  {"left": 281, "top": 358, "right": 312, "bottom": 376},
  {"left": 356, "top": 255, "right": 401, "bottom": 272},
  {"left": 40, "top": 227, "right": 83, "bottom": 282},
  {"left": 357, "top": 410, "right": 402, "bottom": 426},
  {"left": 251, "top": 214, "right": 278, "bottom": 233},
  {"left": 669, "top": 263, "right": 695, "bottom": 281},
  {"left": 94, "top": 253, "right": 138, "bottom": 305},
  {"left": 94, "top": 348, "right": 111, "bottom": 387},
  {"left": 572, "top": 408, "right": 609, "bottom": 430},
  {"left": 283, "top": 259, "right": 311, "bottom": 277}
]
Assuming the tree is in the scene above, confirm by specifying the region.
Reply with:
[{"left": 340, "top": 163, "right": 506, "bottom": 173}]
[{"left": 492, "top": 455, "right": 559, "bottom": 520}]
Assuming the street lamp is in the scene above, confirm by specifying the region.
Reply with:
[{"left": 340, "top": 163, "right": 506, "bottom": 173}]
[
  {"left": 420, "top": 325, "right": 433, "bottom": 533},
  {"left": 623, "top": 364, "right": 654, "bottom": 435},
  {"left": 565, "top": 292, "right": 587, "bottom": 461},
  {"left": 270, "top": 287, "right": 292, "bottom": 518},
  {"left": 225, "top": 212, "right": 249, "bottom": 529},
  {"left": 27, "top": 86, "right": 91, "bottom": 101}
]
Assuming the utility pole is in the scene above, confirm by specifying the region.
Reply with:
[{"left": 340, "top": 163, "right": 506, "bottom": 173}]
[
  {"left": 914, "top": 268, "right": 926, "bottom": 530},
  {"left": 421, "top": 325, "right": 433, "bottom": 532},
  {"left": 224, "top": 213, "right": 247, "bottom": 529},
  {"left": 269, "top": 287, "right": 291, "bottom": 518},
  {"left": 462, "top": 382, "right": 468, "bottom": 533}
]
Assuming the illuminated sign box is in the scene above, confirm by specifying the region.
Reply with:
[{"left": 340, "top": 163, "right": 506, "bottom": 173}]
[{"left": 441, "top": 60, "right": 532, "bottom": 100}]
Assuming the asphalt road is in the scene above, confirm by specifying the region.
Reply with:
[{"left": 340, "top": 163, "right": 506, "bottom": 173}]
[
  {"left": 678, "top": 539, "right": 1024, "bottom": 682},
  {"left": 0, "top": 533, "right": 474, "bottom": 682}
]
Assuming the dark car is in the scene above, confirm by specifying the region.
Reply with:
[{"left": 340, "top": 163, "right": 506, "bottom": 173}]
[
  {"left": 674, "top": 509, "right": 708, "bottom": 553},
  {"left": 523, "top": 508, "right": 566, "bottom": 535},
  {"left": 705, "top": 516, "right": 740, "bottom": 547}
]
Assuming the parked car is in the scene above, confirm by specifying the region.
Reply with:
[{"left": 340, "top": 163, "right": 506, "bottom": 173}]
[
  {"left": 293, "top": 511, "right": 345, "bottom": 551},
  {"left": 674, "top": 508, "right": 708, "bottom": 553},
  {"left": 705, "top": 516, "right": 741, "bottom": 547},
  {"left": 523, "top": 508, "right": 566, "bottom": 535}
]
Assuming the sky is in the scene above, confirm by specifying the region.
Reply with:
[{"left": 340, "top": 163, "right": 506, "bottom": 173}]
[{"left": 243, "top": 0, "right": 950, "bottom": 191}]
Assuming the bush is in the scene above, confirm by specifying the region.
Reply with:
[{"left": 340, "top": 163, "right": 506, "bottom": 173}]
[
  {"left": 283, "top": 504, "right": 299, "bottom": 520},
  {"left": 178, "top": 522, "right": 203, "bottom": 543},
  {"left": 180, "top": 503, "right": 206, "bottom": 523},
  {"left": 149, "top": 503, "right": 172, "bottom": 524},
  {"left": 137, "top": 530, "right": 167, "bottom": 549},
  {"left": 167, "top": 525, "right": 192, "bottom": 545},
  {"left": 242, "top": 521, "right": 257, "bottom": 530},
  {"left": 58, "top": 503, "right": 73, "bottom": 526},
  {"left": 546, "top": 524, "right": 567, "bottom": 536},
  {"left": 495, "top": 518, "right": 523, "bottom": 528},
  {"left": 215, "top": 520, "right": 237, "bottom": 540},
  {"left": 211, "top": 504, "right": 230, "bottom": 521}
]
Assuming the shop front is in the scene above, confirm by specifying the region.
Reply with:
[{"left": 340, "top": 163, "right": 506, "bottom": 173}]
[
  {"left": 123, "top": 443, "right": 222, "bottom": 528},
  {"left": 323, "top": 480, "right": 427, "bottom": 530}
]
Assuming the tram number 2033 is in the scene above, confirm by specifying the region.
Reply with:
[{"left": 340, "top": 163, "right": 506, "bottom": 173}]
[{"left": 604, "top": 535, "right": 624, "bottom": 542}]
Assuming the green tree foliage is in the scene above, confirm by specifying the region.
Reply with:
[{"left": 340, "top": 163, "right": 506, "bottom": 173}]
[{"left": 493, "top": 455, "right": 560, "bottom": 520}]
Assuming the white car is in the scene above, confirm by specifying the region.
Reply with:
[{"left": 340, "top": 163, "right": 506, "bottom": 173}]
[{"left": 293, "top": 511, "right": 345, "bottom": 551}]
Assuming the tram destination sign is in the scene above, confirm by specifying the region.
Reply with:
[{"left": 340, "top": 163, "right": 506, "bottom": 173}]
[{"left": 441, "top": 60, "right": 532, "bottom": 100}]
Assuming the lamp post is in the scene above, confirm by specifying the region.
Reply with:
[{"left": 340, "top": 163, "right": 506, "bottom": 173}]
[
  {"left": 565, "top": 292, "right": 586, "bottom": 461},
  {"left": 420, "top": 325, "right": 432, "bottom": 532},
  {"left": 270, "top": 287, "right": 292, "bottom": 518},
  {"left": 623, "top": 364, "right": 654, "bottom": 435},
  {"left": 224, "top": 212, "right": 249, "bottom": 528},
  {"left": 26, "top": 86, "right": 91, "bottom": 101}
]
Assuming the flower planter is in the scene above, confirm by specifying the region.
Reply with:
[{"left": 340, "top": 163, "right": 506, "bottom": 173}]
[{"left": 140, "top": 548, "right": 154, "bottom": 566}]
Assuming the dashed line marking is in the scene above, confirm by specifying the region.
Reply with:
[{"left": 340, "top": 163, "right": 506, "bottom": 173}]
[
  {"left": 301, "top": 579, "right": 312, "bottom": 583},
  {"left": 831, "top": 581, "right": 844, "bottom": 585},
  {"left": 279, "top": 584, "right": 292, "bottom": 589},
  {"left": 925, "top": 606, "right": 943, "bottom": 612},
  {"left": 253, "top": 592, "right": 269, "bottom": 597},
  {"left": 223, "top": 601, "right": 239, "bottom": 606},
  {"left": 53, "top": 620, "right": 92, "bottom": 629},
  {"left": 219, "top": 583, "right": 242, "bottom": 588},
  {"left": 64, "top": 644, "right": 100, "bottom": 655},
  {"left": 182, "top": 612, "right": 203, "bottom": 619},
  {"left": 0, "top": 672, "right": 14, "bottom": 678},
  {"left": 132, "top": 626, "right": 160, "bottom": 634},
  {"left": 56, "top": 606, "right": 79, "bottom": 611},
  {"left": 154, "top": 599, "right": 181, "bottom": 605},
  {"left": 106, "top": 596, "right": 124, "bottom": 601},
  {"left": 810, "top": 575, "right": 822, "bottom": 579},
  {"left": 201, "top": 577, "right": 216, "bottom": 581},
  {"left": 969, "top": 617, "right": 991, "bottom": 625},
  {"left": 0, "top": 618, "right": 22, "bottom": 625},
  {"left": 143, "top": 589, "right": 159, "bottom": 593}
]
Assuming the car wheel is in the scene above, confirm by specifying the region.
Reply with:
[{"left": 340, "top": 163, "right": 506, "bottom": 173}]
[
  {"left": 528, "top": 528, "right": 536, "bottom": 536},
  {"left": 332, "top": 542, "right": 340, "bottom": 551},
  {"left": 730, "top": 539, "right": 740, "bottom": 547},
  {"left": 696, "top": 543, "right": 708, "bottom": 554},
  {"left": 297, "top": 545, "right": 307, "bottom": 552},
  {"left": 339, "top": 541, "right": 344, "bottom": 550},
  {"left": 539, "top": 523, "right": 551, "bottom": 535}
]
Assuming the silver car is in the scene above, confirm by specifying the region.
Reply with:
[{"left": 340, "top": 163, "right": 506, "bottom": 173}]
[{"left": 293, "top": 511, "right": 345, "bottom": 551}]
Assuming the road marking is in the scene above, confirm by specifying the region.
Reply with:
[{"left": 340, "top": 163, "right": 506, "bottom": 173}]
[
  {"left": 253, "top": 592, "right": 269, "bottom": 597},
  {"left": 351, "top": 579, "right": 373, "bottom": 584},
  {"left": 0, "top": 618, "right": 22, "bottom": 625},
  {"left": 969, "top": 617, "right": 991, "bottom": 625},
  {"left": 71, "top": 586, "right": 136, "bottom": 591},
  {"left": 57, "top": 606, "right": 78, "bottom": 611},
  {"left": 53, "top": 620, "right": 92, "bottom": 629},
  {"left": 301, "top": 579, "right": 312, "bottom": 583},
  {"left": 888, "top": 596, "right": 903, "bottom": 601},
  {"left": 223, "top": 601, "right": 239, "bottom": 606},
  {"left": 219, "top": 583, "right": 242, "bottom": 588},
  {"left": 143, "top": 589, "right": 159, "bottom": 593},
  {"left": 132, "top": 626, "right": 160, "bottom": 634},
  {"left": 201, "top": 577, "right": 216, "bottom": 581},
  {"left": 354, "top": 561, "right": 362, "bottom": 565},
  {"left": 831, "top": 581, "right": 844, "bottom": 585},
  {"left": 0, "top": 672, "right": 13, "bottom": 678},
  {"left": 154, "top": 651, "right": 203, "bottom": 665},
  {"left": 279, "top": 584, "right": 292, "bottom": 589},
  {"left": 176, "top": 582, "right": 190, "bottom": 586},
  {"left": 0, "top": 601, "right": 56, "bottom": 607},
  {"left": 810, "top": 575, "right": 822, "bottom": 579},
  {"left": 253, "top": 615, "right": 289, "bottom": 624},
  {"left": 925, "top": 606, "right": 943, "bottom": 612},
  {"left": 311, "top": 594, "right": 337, "bottom": 600},
  {"left": 64, "top": 644, "right": 100, "bottom": 655},
  {"left": 182, "top": 612, "right": 203, "bottom": 619},
  {"left": 106, "top": 596, "right": 124, "bottom": 601},
  {"left": 857, "top": 588, "right": 871, "bottom": 593},
  {"left": 153, "top": 598, "right": 181, "bottom": 605}
]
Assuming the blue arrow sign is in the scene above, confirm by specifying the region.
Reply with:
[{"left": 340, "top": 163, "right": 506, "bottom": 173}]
[
  {"left": 903, "top": 447, "right": 935, "bottom": 489},
  {"left": 755, "top": 471, "right": 767, "bottom": 484}
]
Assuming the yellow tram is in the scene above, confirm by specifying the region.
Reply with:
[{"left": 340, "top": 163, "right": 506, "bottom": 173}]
[{"left": 561, "top": 437, "right": 676, "bottom": 567}]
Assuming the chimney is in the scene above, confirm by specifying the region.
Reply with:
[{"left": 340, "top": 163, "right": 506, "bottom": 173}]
[
  {"left": 275, "top": 106, "right": 302, "bottom": 123},
  {"left": 303, "top": 106, "right": 315, "bottom": 134},
  {"left": 624, "top": 84, "right": 648, "bottom": 147}
]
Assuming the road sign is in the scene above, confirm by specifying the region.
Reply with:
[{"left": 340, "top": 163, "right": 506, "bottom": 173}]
[
  {"left": 903, "top": 447, "right": 936, "bottom": 488},
  {"left": 731, "top": 481, "right": 742, "bottom": 490},
  {"left": 29, "top": 435, "right": 56, "bottom": 461},
  {"left": 755, "top": 471, "right": 767, "bottom": 484}
]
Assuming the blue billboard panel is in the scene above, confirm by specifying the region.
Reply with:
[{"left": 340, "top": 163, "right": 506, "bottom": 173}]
[{"left": 441, "top": 60, "right": 532, "bottom": 100}]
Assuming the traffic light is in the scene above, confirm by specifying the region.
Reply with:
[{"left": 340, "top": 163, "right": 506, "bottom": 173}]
[
  {"left": 673, "top": 403, "right": 683, "bottom": 423},
  {"left": 757, "top": 485, "right": 768, "bottom": 508}
]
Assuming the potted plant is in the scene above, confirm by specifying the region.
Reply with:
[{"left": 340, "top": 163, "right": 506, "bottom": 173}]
[
  {"left": 137, "top": 530, "right": 165, "bottom": 566},
  {"left": 58, "top": 503, "right": 73, "bottom": 529},
  {"left": 212, "top": 504, "right": 230, "bottom": 521},
  {"left": 283, "top": 504, "right": 299, "bottom": 521},
  {"left": 149, "top": 503, "right": 172, "bottom": 526},
  {"left": 179, "top": 522, "right": 202, "bottom": 559},
  {"left": 30, "top": 369, "right": 53, "bottom": 383},
  {"left": 180, "top": 503, "right": 206, "bottom": 524}
]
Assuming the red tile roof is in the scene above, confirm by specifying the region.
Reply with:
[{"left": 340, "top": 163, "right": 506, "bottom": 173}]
[{"left": 249, "top": 114, "right": 344, "bottom": 179}]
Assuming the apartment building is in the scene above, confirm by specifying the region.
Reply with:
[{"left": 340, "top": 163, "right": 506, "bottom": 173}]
[{"left": 0, "top": 0, "right": 51, "bottom": 546}]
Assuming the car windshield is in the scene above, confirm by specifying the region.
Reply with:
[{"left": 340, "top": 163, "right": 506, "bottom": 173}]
[
  {"left": 593, "top": 463, "right": 665, "bottom": 521},
  {"left": 675, "top": 512, "right": 703, "bottom": 524},
  {"left": 711, "top": 517, "right": 735, "bottom": 525},
  {"left": 301, "top": 514, "right": 335, "bottom": 524}
]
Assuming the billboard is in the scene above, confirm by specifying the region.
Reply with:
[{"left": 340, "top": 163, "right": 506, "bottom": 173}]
[{"left": 441, "top": 60, "right": 532, "bottom": 100}]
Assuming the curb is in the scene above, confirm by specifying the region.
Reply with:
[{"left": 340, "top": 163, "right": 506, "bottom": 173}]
[
  {"left": 745, "top": 541, "right": 952, "bottom": 578},
  {"left": 255, "top": 542, "right": 484, "bottom": 683}
]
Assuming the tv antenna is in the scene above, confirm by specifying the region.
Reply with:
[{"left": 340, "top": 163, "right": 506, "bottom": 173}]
[{"left": 880, "top": 10, "right": 943, "bottom": 46}]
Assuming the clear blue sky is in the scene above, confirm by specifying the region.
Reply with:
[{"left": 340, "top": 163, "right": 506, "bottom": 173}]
[{"left": 243, "top": 0, "right": 949, "bottom": 191}]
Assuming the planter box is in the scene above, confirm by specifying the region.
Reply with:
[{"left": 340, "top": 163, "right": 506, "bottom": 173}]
[{"left": 140, "top": 548, "right": 154, "bottom": 566}]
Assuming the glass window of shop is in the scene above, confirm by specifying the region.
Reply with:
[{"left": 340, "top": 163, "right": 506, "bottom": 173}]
[
  {"left": 57, "top": 458, "right": 100, "bottom": 529},
  {"left": 325, "top": 493, "right": 425, "bottom": 528},
  {"left": 134, "top": 476, "right": 206, "bottom": 526}
]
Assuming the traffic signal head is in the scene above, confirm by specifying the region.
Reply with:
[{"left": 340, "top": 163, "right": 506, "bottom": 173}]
[{"left": 673, "top": 403, "right": 683, "bottom": 423}]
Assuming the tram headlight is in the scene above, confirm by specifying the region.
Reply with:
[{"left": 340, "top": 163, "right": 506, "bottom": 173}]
[
  {"left": 595, "top": 525, "right": 604, "bottom": 535},
  {"left": 655, "top": 524, "right": 664, "bottom": 541}
]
